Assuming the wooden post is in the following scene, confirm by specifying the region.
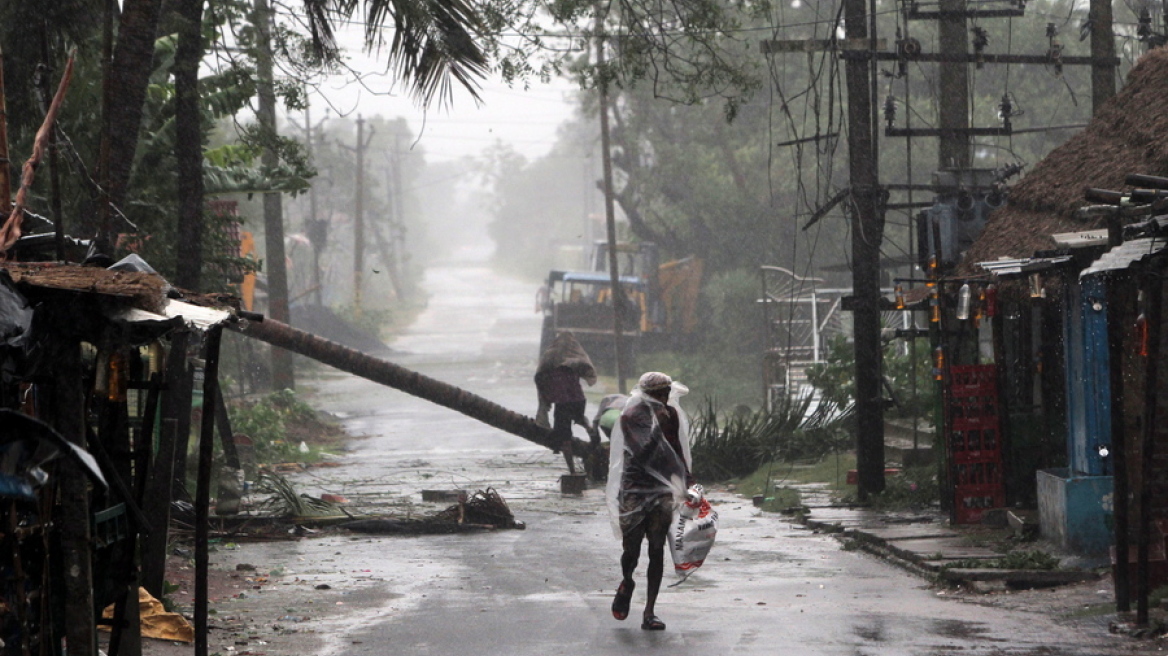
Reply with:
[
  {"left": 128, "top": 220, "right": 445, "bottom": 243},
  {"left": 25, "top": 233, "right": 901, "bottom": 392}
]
[
  {"left": 0, "top": 45, "right": 10, "bottom": 210},
  {"left": 194, "top": 326, "right": 223, "bottom": 656},
  {"left": 1137, "top": 266, "right": 1163, "bottom": 626},
  {"left": 1107, "top": 268, "right": 1131, "bottom": 612},
  {"left": 51, "top": 339, "right": 96, "bottom": 656},
  {"left": 844, "top": 0, "right": 885, "bottom": 499},
  {"left": 140, "top": 331, "right": 189, "bottom": 597}
]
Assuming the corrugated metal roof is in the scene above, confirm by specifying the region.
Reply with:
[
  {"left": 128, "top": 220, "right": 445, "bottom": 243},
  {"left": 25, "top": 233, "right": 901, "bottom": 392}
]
[
  {"left": 976, "top": 255, "right": 1073, "bottom": 277},
  {"left": 1081, "top": 236, "right": 1168, "bottom": 277}
]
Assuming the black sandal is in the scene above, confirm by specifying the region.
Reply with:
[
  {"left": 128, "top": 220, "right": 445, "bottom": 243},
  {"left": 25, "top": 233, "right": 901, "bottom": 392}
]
[
  {"left": 611, "top": 580, "right": 634, "bottom": 620},
  {"left": 641, "top": 615, "right": 666, "bottom": 631}
]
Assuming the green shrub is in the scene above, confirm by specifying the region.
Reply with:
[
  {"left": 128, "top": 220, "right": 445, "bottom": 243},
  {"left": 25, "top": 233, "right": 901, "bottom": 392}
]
[
  {"left": 228, "top": 389, "right": 321, "bottom": 463},
  {"left": 689, "top": 394, "right": 853, "bottom": 481}
]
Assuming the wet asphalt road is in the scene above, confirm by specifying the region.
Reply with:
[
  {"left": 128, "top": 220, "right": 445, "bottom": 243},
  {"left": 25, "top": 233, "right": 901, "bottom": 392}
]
[{"left": 237, "top": 250, "right": 1133, "bottom": 656}]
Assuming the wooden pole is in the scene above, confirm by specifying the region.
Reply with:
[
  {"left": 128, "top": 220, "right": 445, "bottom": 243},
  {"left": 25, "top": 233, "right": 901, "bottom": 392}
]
[
  {"left": 51, "top": 339, "right": 96, "bottom": 656},
  {"left": 140, "top": 331, "right": 189, "bottom": 597},
  {"left": 1137, "top": 267, "right": 1162, "bottom": 626},
  {"left": 0, "top": 45, "right": 10, "bottom": 211},
  {"left": 1107, "top": 268, "right": 1131, "bottom": 612},
  {"left": 194, "top": 326, "right": 223, "bottom": 656}
]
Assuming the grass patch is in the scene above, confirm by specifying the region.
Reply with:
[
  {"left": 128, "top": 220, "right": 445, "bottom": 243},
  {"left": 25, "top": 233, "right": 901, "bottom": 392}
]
[
  {"left": 1064, "top": 602, "right": 1116, "bottom": 619},
  {"left": 758, "top": 486, "right": 802, "bottom": 513},
  {"left": 734, "top": 452, "right": 856, "bottom": 499}
]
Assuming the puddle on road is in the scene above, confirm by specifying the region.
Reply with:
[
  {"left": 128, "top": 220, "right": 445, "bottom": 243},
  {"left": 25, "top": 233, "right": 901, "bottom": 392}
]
[{"left": 929, "top": 618, "right": 1006, "bottom": 641}]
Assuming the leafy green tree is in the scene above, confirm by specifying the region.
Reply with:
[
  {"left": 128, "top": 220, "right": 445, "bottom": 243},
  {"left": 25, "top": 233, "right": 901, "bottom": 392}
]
[{"left": 806, "top": 335, "right": 933, "bottom": 421}]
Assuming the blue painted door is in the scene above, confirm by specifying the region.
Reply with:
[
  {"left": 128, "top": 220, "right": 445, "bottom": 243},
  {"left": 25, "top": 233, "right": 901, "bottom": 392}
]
[{"left": 1063, "top": 277, "right": 1112, "bottom": 476}]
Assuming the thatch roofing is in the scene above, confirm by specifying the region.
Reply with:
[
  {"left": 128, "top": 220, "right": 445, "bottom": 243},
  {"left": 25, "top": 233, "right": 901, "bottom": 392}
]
[{"left": 962, "top": 48, "right": 1168, "bottom": 269}]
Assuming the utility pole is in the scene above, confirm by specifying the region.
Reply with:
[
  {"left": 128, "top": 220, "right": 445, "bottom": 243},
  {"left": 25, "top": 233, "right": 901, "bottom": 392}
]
[
  {"left": 255, "top": 0, "right": 294, "bottom": 390},
  {"left": 594, "top": 7, "right": 628, "bottom": 394},
  {"left": 938, "top": 0, "right": 970, "bottom": 169},
  {"left": 378, "top": 144, "right": 405, "bottom": 300},
  {"left": 1090, "top": 0, "right": 1117, "bottom": 112},
  {"left": 391, "top": 130, "right": 406, "bottom": 287},
  {"left": 341, "top": 116, "right": 375, "bottom": 313},
  {"left": 844, "top": 0, "right": 885, "bottom": 499},
  {"left": 292, "top": 100, "right": 328, "bottom": 306}
]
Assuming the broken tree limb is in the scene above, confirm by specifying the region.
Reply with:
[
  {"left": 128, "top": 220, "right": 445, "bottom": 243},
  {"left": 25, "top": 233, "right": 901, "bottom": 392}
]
[
  {"left": 0, "top": 50, "right": 75, "bottom": 254},
  {"left": 227, "top": 316, "right": 593, "bottom": 456}
]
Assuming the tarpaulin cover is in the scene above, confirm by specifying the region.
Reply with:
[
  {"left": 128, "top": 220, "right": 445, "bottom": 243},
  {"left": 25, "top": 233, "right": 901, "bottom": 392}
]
[
  {"left": 101, "top": 587, "right": 194, "bottom": 643},
  {"left": 0, "top": 271, "right": 32, "bottom": 347}
]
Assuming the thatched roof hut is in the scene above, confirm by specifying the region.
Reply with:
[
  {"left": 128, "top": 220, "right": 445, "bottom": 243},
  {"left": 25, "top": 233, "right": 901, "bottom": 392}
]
[{"left": 962, "top": 48, "right": 1168, "bottom": 268}]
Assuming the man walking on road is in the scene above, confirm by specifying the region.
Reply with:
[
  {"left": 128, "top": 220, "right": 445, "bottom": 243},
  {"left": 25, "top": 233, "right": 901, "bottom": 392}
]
[{"left": 606, "top": 371, "right": 692, "bottom": 631}]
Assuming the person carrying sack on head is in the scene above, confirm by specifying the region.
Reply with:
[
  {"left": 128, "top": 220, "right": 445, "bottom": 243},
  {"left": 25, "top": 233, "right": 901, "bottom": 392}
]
[
  {"left": 534, "top": 332, "right": 599, "bottom": 474},
  {"left": 606, "top": 371, "right": 693, "bottom": 631}
]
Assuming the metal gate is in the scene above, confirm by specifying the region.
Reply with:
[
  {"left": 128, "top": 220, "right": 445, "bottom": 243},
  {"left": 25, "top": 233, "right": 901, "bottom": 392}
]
[{"left": 947, "top": 364, "right": 1006, "bottom": 524}]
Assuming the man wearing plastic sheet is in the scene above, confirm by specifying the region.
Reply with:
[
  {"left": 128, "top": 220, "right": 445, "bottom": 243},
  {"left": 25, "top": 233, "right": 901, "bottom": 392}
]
[{"left": 606, "top": 371, "right": 692, "bottom": 631}]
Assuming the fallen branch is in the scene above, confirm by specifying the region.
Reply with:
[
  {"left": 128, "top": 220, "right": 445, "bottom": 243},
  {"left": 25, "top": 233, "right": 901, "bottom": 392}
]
[{"left": 0, "top": 51, "right": 75, "bottom": 255}]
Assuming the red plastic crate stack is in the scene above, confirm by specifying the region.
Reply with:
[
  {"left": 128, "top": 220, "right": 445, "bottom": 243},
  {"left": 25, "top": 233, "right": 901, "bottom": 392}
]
[{"left": 947, "top": 365, "right": 1005, "bottom": 524}]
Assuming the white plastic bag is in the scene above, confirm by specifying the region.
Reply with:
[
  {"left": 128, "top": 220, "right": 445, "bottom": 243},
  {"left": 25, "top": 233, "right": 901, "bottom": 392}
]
[{"left": 670, "top": 485, "right": 717, "bottom": 579}]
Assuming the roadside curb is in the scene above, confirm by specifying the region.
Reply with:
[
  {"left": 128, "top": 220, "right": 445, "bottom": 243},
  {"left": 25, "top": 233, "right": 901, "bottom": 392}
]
[{"left": 796, "top": 511, "right": 1102, "bottom": 591}]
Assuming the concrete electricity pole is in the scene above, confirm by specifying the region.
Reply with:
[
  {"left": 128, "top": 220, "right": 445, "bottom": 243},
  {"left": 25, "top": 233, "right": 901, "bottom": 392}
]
[
  {"left": 341, "top": 116, "right": 375, "bottom": 313},
  {"left": 594, "top": 7, "right": 629, "bottom": 394},
  {"left": 938, "top": 0, "right": 971, "bottom": 170},
  {"left": 1090, "top": 0, "right": 1117, "bottom": 112},
  {"left": 844, "top": 0, "right": 886, "bottom": 499},
  {"left": 288, "top": 100, "right": 329, "bottom": 307}
]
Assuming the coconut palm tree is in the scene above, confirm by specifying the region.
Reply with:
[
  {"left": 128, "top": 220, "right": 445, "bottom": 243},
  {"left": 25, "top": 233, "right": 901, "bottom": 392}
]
[{"left": 300, "top": 0, "right": 490, "bottom": 106}]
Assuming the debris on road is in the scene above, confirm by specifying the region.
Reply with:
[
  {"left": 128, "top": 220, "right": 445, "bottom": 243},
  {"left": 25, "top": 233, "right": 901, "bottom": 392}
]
[{"left": 343, "top": 488, "right": 525, "bottom": 534}]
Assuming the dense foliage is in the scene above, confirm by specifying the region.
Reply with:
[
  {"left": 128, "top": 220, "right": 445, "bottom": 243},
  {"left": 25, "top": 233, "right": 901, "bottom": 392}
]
[
  {"left": 805, "top": 334, "right": 934, "bottom": 422},
  {"left": 689, "top": 393, "right": 852, "bottom": 481}
]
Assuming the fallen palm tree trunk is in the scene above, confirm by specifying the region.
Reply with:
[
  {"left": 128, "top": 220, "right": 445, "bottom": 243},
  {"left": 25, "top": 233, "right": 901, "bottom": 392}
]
[{"left": 228, "top": 316, "right": 592, "bottom": 456}]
